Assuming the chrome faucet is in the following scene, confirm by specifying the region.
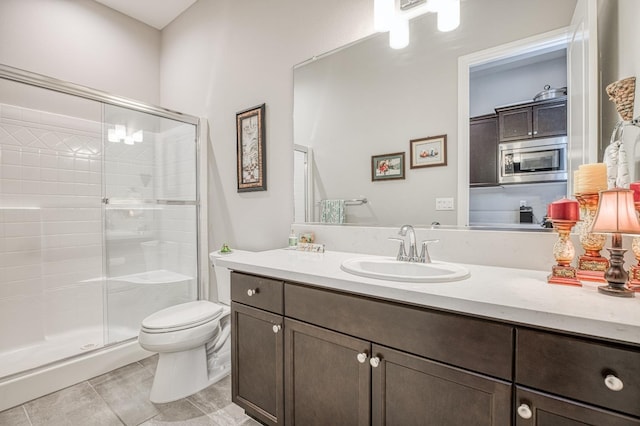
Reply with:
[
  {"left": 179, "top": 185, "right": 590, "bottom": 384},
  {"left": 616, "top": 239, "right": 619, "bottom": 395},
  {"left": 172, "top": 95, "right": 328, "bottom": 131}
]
[
  {"left": 389, "top": 224, "right": 439, "bottom": 263},
  {"left": 399, "top": 224, "right": 418, "bottom": 262}
]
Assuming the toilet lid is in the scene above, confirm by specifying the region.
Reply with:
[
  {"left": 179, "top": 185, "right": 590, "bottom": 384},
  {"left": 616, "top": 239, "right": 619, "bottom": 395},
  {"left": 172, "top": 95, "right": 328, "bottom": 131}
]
[{"left": 141, "top": 301, "right": 224, "bottom": 332}]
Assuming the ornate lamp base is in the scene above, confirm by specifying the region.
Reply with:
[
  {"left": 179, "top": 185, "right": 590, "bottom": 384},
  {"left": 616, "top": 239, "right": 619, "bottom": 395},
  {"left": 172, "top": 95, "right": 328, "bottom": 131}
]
[
  {"left": 548, "top": 219, "right": 581, "bottom": 287},
  {"left": 598, "top": 284, "right": 635, "bottom": 297},
  {"left": 576, "top": 193, "right": 608, "bottom": 283},
  {"left": 598, "top": 246, "right": 635, "bottom": 298},
  {"left": 576, "top": 255, "right": 608, "bottom": 283},
  {"left": 548, "top": 265, "right": 581, "bottom": 286},
  {"left": 626, "top": 265, "right": 640, "bottom": 292}
]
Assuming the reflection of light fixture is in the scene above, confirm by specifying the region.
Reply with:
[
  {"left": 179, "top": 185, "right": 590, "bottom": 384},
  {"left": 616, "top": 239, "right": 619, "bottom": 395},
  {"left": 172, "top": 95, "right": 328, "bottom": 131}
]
[
  {"left": 107, "top": 125, "right": 144, "bottom": 144},
  {"left": 389, "top": 17, "right": 410, "bottom": 49},
  {"left": 437, "top": 0, "right": 460, "bottom": 32},
  {"left": 590, "top": 188, "right": 640, "bottom": 297},
  {"left": 375, "top": 0, "right": 460, "bottom": 49}
]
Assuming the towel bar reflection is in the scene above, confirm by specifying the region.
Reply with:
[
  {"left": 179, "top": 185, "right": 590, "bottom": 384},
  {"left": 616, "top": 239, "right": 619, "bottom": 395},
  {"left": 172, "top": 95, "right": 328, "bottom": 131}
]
[{"left": 317, "top": 198, "right": 368, "bottom": 206}]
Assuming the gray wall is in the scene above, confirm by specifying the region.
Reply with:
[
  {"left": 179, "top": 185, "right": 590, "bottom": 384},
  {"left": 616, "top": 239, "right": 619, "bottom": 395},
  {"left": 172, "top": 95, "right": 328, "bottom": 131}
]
[
  {"left": 159, "top": 0, "right": 373, "bottom": 251},
  {"left": 0, "top": 0, "right": 161, "bottom": 105}
]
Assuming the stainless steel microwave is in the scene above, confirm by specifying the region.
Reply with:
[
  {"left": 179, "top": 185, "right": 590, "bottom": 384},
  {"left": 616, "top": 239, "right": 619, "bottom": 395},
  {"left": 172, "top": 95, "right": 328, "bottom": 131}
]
[{"left": 498, "top": 137, "right": 567, "bottom": 184}]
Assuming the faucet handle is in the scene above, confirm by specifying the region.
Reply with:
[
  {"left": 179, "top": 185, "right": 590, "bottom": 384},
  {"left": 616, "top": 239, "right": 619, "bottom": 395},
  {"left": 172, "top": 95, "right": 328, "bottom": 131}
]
[
  {"left": 419, "top": 239, "right": 439, "bottom": 263},
  {"left": 388, "top": 237, "right": 407, "bottom": 261}
]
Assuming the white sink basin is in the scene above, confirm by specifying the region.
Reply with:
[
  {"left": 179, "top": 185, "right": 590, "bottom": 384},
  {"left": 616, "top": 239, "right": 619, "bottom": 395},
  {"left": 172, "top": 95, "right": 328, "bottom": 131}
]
[{"left": 340, "top": 257, "right": 470, "bottom": 283}]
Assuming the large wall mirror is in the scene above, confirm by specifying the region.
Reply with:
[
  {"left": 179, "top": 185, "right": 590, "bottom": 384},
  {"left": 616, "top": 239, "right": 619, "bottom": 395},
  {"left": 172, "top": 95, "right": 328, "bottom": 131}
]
[{"left": 293, "top": 0, "right": 618, "bottom": 229}]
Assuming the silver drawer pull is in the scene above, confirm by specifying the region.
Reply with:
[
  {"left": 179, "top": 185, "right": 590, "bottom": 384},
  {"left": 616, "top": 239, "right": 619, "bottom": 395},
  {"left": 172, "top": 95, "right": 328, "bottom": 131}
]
[
  {"left": 272, "top": 324, "right": 281, "bottom": 334},
  {"left": 247, "top": 289, "right": 257, "bottom": 296},
  {"left": 369, "top": 356, "right": 380, "bottom": 368},
  {"left": 356, "top": 352, "right": 368, "bottom": 363},
  {"left": 517, "top": 403, "right": 533, "bottom": 419},
  {"left": 604, "top": 374, "right": 624, "bottom": 391}
]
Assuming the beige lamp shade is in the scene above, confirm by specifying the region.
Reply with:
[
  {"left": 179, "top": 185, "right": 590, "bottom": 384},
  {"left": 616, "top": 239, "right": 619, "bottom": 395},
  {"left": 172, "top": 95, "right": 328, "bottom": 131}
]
[{"left": 591, "top": 188, "right": 640, "bottom": 234}]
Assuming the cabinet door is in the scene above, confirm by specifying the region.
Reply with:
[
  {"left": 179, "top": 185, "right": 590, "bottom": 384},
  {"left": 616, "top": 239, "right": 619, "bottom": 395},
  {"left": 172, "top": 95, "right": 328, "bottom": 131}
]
[
  {"left": 499, "top": 107, "right": 532, "bottom": 141},
  {"left": 371, "top": 344, "right": 511, "bottom": 426},
  {"left": 470, "top": 115, "right": 498, "bottom": 186},
  {"left": 533, "top": 101, "right": 567, "bottom": 138},
  {"left": 515, "top": 387, "right": 640, "bottom": 426},
  {"left": 231, "top": 302, "right": 284, "bottom": 426},
  {"left": 284, "top": 318, "right": 371, "bottom": 426}
]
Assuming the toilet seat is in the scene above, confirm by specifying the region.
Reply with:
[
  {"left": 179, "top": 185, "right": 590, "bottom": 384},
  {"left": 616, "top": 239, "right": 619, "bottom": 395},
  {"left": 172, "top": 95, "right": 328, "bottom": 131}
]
[{"left": 141, "top": 300, "right": 224, "bottom": 334}]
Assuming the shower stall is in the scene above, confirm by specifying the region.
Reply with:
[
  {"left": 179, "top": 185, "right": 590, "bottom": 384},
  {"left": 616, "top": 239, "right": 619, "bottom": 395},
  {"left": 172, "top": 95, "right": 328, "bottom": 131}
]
[{"left": 0, "top": 65, "right": 203, "bottom": 410}]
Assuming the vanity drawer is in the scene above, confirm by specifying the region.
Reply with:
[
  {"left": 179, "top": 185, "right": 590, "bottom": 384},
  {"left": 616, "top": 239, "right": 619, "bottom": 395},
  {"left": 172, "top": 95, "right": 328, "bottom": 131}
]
[
  {"left": 516, "top": 328, "right": 640, "bottom": 417},
  {"left": 284, "top": 282, "right": 513, "bottom": 380},
  {"left": 231, "top": 272, "right": 283, "bottom": 315}
]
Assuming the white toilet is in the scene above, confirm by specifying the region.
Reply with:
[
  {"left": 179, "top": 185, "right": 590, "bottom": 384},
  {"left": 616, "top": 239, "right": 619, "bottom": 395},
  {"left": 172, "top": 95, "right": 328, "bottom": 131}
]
[{"left": 138, "top": 249, "right": 247, "bottom": 403}]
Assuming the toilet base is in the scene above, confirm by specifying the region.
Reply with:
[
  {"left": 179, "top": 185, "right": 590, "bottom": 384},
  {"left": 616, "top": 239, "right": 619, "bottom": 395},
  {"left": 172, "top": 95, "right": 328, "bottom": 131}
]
[{"left": 149, "top": 345, "right": 210, "bottom": 404}]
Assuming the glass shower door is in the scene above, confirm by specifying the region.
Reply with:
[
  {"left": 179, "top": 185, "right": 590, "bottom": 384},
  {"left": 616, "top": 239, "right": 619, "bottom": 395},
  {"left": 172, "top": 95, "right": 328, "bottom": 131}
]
[{"left": 102, "top": 104, "right": 198, "bottom": 344}]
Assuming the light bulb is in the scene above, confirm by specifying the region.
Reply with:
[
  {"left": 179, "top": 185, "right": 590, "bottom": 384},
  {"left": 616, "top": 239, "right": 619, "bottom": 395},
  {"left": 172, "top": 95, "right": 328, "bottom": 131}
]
[
  {"left": 389, "top": 18, "right": 409, "bottom": 49},
  {"left": 374, "top": 0, "right": 395, "bottom": 32},
  {"left": 437, "top": 0, "right": 460, "bottom": 32}
]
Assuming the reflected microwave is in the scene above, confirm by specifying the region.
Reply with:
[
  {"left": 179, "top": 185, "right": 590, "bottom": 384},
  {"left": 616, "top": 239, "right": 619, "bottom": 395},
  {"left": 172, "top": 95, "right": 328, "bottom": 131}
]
[{"left": 498, "top": 137, "right": 567, "bottom": 184}]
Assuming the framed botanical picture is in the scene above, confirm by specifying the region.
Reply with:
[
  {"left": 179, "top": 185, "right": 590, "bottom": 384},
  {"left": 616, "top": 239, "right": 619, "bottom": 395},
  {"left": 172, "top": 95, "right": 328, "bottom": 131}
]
[
  {"left": 410, "top": 134, "right": 447, "bottom": 168},
  {"left": 371, "top": 152, "right": 405, "bottom": 181},
  {"left": 236, "top": 104, "right": 266, "bottom": 192}
]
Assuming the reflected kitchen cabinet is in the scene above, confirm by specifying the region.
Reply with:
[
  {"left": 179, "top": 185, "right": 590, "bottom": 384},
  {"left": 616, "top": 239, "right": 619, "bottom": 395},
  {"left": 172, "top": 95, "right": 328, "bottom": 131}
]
[
  {"left": 470, "top": 114, "right": 499, "bottom": 186},
  {"left": 498, "top": 98, "right": 567, "bottom": 142}
]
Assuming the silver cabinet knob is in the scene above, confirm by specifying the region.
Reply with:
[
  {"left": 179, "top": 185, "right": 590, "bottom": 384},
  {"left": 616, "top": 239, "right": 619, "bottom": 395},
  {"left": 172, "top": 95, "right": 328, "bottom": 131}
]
[
  {"left": 604, "top": 374, "right": 624, "bottom": 391},
  {"left": 369, "top": 356, "right": 380, "bottom": 368},
  {"left": 527, "top": 132, "right": 532, "bottom": 136},
  {"left": 356, "top": 352, "right": 368, "bottom": 363},
  {"left": 247, "top": 289, "right": 257, "bottom": 296},
  {"left": 517, "top": 403, "right": 533, "bottom": 419},
  {"left": 533, "top": 131, "right": 538, "bottom": 135},
  {"left": 272, "top": 324, "right": 281, "bottom": 334}
]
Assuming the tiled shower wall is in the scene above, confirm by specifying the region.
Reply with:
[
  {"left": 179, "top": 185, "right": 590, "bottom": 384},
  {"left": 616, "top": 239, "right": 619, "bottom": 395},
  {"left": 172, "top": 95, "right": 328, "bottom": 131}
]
[
  {"left": 0, "top": 102, "right": 198, "bottom": 356},
  {"left": 0, "top": 103, "right": 103, "bottom": 350},
  {"left": 156, "top": 125, "right": 197, "bottom": 278}
]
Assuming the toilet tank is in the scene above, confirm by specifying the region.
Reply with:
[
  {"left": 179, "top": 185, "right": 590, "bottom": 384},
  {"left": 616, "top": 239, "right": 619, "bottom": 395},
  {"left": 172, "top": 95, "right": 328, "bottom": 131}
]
[{"left": 209, "top": 249, "right": 251, "bottom": 305}]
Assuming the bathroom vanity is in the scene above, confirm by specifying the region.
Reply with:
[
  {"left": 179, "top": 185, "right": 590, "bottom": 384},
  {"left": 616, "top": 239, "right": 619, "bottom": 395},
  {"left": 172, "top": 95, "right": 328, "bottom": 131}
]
[{"left": 223, "top": 250, "right": 640, "bottom": 426}]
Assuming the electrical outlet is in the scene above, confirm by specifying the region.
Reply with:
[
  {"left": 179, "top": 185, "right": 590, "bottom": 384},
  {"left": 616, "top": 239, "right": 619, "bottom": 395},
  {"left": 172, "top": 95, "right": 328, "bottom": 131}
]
[{"left": 435, "top": 197, "right": 455, "bottom": 211}]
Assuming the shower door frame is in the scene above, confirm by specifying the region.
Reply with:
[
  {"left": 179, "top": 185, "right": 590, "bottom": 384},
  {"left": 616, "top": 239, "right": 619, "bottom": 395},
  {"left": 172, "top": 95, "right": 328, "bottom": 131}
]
[{"left": 0, "top": 63, "right": 206, "bottom": 307}]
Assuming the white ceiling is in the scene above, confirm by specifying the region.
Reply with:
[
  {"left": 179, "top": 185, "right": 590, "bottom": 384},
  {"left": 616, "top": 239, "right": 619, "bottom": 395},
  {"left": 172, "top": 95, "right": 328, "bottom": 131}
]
[{"left": 93, "top": 0, "right": 197, "bottom": 30}]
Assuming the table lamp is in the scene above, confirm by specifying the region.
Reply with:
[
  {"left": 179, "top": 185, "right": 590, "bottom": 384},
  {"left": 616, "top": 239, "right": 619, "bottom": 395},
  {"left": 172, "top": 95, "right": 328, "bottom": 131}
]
[{"left": 590, "top": 188, "right": 640, "bottom": 297}]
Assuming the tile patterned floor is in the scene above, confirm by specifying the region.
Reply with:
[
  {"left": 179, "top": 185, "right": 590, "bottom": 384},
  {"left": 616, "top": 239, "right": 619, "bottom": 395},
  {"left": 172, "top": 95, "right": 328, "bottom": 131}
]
[{"left": 0, "top": 355, "right": 261, "bottom": 426}]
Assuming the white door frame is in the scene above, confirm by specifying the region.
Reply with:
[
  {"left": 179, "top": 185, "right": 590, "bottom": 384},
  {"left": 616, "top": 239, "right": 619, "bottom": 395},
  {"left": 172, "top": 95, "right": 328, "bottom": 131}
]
[{"left": 456, "top": 27, "right": 571, "bottom": 226}]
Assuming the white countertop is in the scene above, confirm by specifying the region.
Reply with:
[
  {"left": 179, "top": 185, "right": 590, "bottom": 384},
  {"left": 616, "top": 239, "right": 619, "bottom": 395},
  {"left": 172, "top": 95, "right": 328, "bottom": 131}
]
[{"left": 215, "top": 249, "right": 640, "bottom": 346}]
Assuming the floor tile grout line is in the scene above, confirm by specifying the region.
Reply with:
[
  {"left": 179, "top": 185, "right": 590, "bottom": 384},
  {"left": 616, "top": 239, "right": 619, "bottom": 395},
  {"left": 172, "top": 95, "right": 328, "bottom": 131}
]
[
  {"left": 21, "top": 404, "right": 33, "bottom": 426},
  {"left": 185, "top": 397, "right": 210, "bottom": 417},
  {"left": 86, "top": 379, "right": 127, "bottom": 426}
]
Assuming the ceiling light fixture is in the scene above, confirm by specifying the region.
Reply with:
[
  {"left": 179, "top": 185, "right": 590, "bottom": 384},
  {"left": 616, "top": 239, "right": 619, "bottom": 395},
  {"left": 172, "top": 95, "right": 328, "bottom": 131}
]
[{"left": 375, "top": 0, "right": 461, "bottom": 49}]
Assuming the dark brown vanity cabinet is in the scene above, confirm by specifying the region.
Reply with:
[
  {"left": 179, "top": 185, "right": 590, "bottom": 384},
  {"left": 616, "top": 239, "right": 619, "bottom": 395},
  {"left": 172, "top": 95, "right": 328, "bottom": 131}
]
[
  {"left": 470, "top": 114, "right": 499, "bottom": 186},
  {"left": 232, "top": 272, "right": 640, "bottom": 425},
  {"left": 497, "top": 99, "right": 567, "bottom": 142},
  {"left": 283, "top": 309, "right": 511, "bottom": 426},
  {"left": 231, "top": 273, "right": 285, "bottom": 426},
  {"left": 515, "top": 329, "right": 640, "bottom": 425},
  {"left": 370, "top": 344, "right": 512, "bottom": 425},
  {"left": 283, "top": 282, "right": 513, "bottom": 426},
  {"left": 284, "top": 318, "right": 371, "bottom": 426},
  {"left": 515, "top": 387, "right": 640, "bottom": 425}
]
